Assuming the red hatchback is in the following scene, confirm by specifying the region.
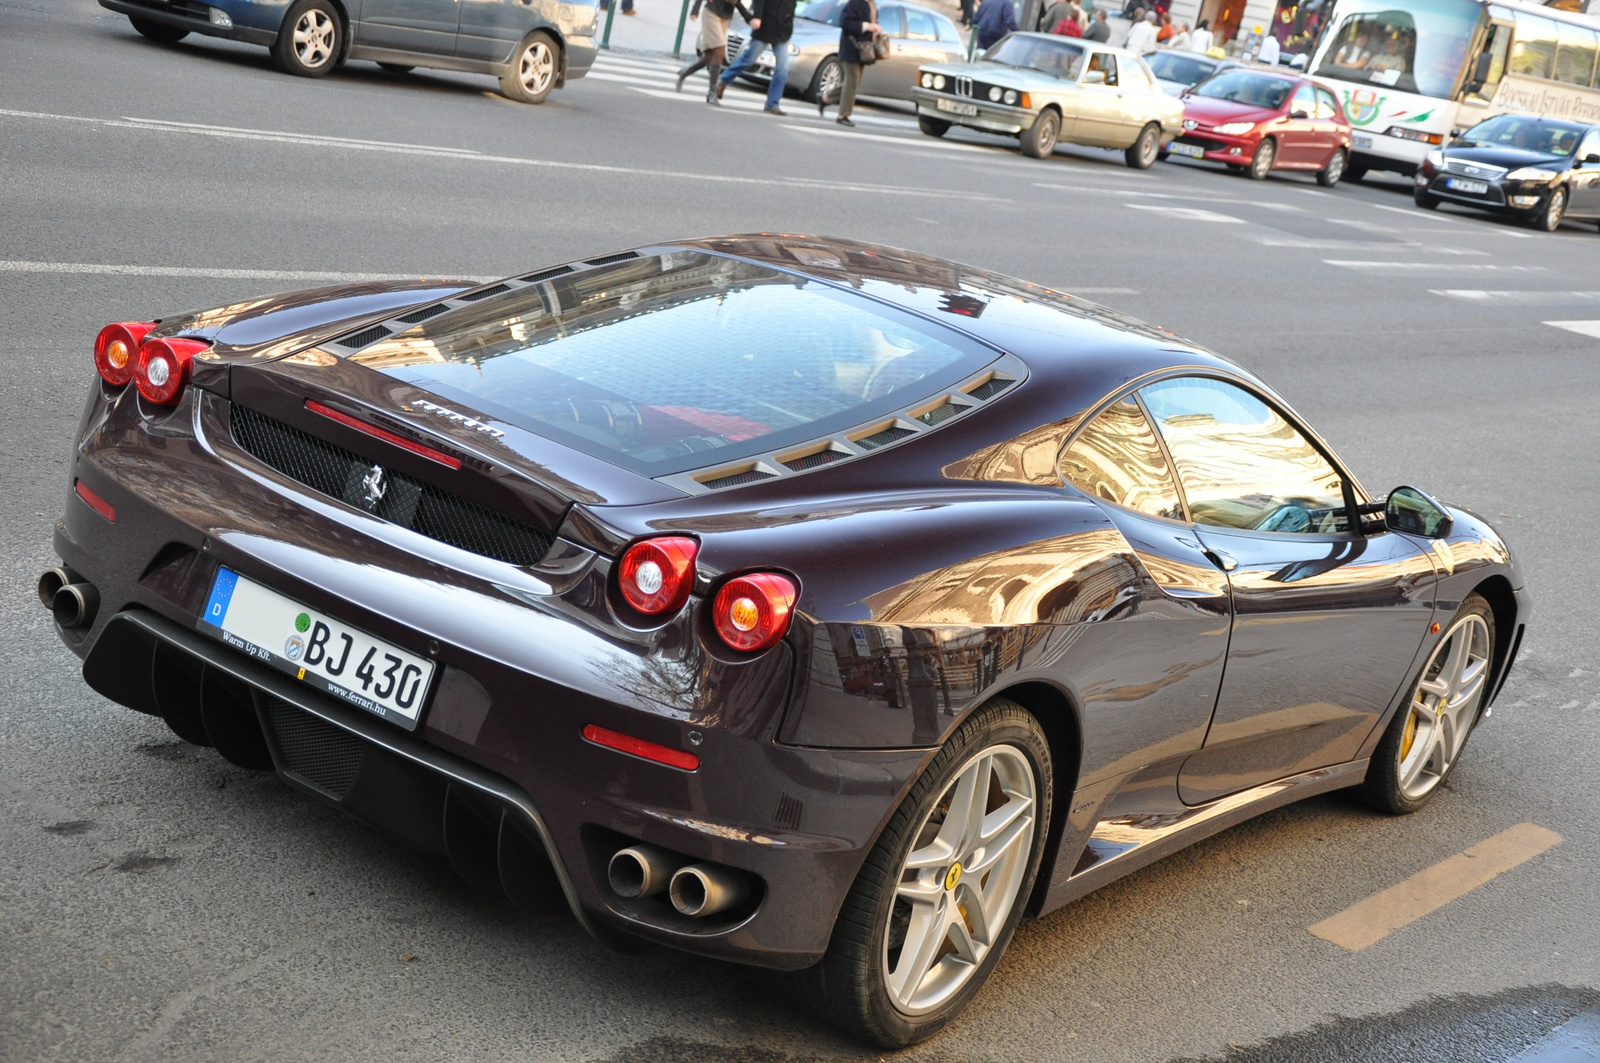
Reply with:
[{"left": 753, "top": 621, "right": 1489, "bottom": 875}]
[{"left": 1167, "top": 68, "right": 1353, "bottom": 185}]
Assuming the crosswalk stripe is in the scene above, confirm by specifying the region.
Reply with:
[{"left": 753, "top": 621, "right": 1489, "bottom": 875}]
[
  {"left": 626, "top": 87, "right": 918, "bottom": 129},
  {"left": 1125, "top": 204, "right": 1244, "bottom": 223},
  {"left": 1433, "top": 290, "right": 1600, "bottom": 303},
  {"left": 1324, "top": 260, "right": 1546, "bottom": 273},
  {"left": 587, "top": 70, "right": 681, "bottom": 87},
  {"left": 1544, "top": 320, "right": 1600, "bottom": 338}
]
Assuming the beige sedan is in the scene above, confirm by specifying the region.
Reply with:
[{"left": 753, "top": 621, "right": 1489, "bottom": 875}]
[{"left": 912, "top": 33, "right": 1184, "bottom": 165}]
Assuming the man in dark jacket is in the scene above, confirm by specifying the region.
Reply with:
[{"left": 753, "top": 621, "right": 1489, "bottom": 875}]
[
  {"left": 973, "top": 0, "right": 1018, "bottom": 49},
  {"left": 716, "top": 0, "right": 800, "bottom": 114},
  {"left": 1083, "top": 8, "right": 1110, "bottom": 40}
]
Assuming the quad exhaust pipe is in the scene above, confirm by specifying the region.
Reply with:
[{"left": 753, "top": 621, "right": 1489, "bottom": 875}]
[
  {"left": 608, "top": 843, "right": 754, "bottom": 917},
  {"left": 39, "top": 567, "right": 98, "bottom": 630},
  {"left": 607, "top": 844, "right": 679, "bottom": 899}
]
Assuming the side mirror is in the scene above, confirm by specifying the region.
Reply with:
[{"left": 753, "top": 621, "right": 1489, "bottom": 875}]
[
  {"left": 1384, "top": 486, "right": 1454, "bottom": 538},
  {"left": 1290, "top": 109, "right": 1310, "bottom": 119},
  {"left": 1450, "top": 127, "right": 1463, "bottom": 138},
  {"left": 1473, "top": 51, "right": 1493, "bottom": 82},
  {"left": 1084, "top": 69, "right": 1106, "bottom": 84},
  {"left": 1586, "top": 152, "right": 1600, "bottom": 164}
]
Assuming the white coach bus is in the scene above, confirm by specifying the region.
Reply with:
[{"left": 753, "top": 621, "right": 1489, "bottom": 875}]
[{"left": 1305, "top": 0, "right": 1600, "bottom": 177}]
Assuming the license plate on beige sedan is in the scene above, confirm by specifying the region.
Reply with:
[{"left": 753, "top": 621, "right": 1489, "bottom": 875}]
[
  {"left": 936, "top": 98, "right": 979, "bottom": 116},
  {"left": 200, "top": 567, "right": 434, "bottom": 729}
]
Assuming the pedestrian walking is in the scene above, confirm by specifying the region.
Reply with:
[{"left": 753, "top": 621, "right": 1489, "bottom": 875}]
[
  {"left": 598, "top": 0, "right": 635, "bottom": 15},
  {"left": 819, "top": 0, "right": 881, "bottom": 126},
  {"left": 1084, "top": 9, "right": 1111, "bottom": 41},
  {"left": 1155, "top": 10, "right": 1173, "bottom": 41},
  {"left": 677, "top": 0, "right": 752, "bottom": 102},
  {"left": 1125, "top": 8, "right": 1157, "bottom": 53},
  {"left": 1188, "top": 17, "right": 1212, "bottom": 51},
  {"left": 715, "top": 0, "right": 799, "bottom": 114},
  {"left": 973, "top": 0, "right": 1017, "bottom": 50},
  {"left": 959, "top": 0, "right": 974, "bottom": 26}
]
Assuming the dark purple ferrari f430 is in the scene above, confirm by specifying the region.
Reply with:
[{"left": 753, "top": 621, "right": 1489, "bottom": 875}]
[{"left": 45, "top": 236, "right": 1529, "bottom": 1046}]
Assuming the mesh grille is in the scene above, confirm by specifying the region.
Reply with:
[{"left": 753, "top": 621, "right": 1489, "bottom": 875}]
[
  {"left": 586, "top": 251, "right": 640, "bottom": 266},
  {"left": 782, "top": 449, "right": 845, "bottom": 472},
  {"left": 265, "top": 698, "right": 364, "bottom": 799},
  {"left": 460, "top": 283, "right": 510, "bottom": 302},
  {"left": 856, "top": 425, "right": 915, "bottom": 450},
  {"left": 702, "top": 468, "right": 775, "bottom": 489},
  {"left": 232, "top": 406, "right": 555, "bottom": 566},
  {"left": 965, "top": 377, "right": 1011, "bottom": 401},
  {"left": 917, "top": 402, "right": 962, "bottom": 426},
  {"left": 339, "top": 325, "right": 391, "bottom": 349},
  {"left": 396, "top": 303, "right": 449, "bottom": 324},
  {"left": 522, "top": 265, "right": 575, "bottom": 283}
]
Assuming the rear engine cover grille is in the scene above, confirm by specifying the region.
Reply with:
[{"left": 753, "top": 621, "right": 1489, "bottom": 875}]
[
  {"left": 459, "top": 284, "right": 510, "bottom": 302},
  {"left": 339, "top": 325, "right": 392, "bottom": 350},
  {"left": 264, "top": 699, "right": 364, "bottom": 799},
  {"left": 231, "top": 405, "right": 554, "bottom": 566},
  {"left": 702, "top": 468, "right": 775, "bottom": 489},
  {"left": 856, "top": 425, "right": 916, "bottom": 450},
  {"left": 782, "top": 449, "right": 845, "bottom": 472},
  {"left": 965, "top": 377, "right": 1012, "bottom": 401},
  {"left": 396, "top": 303, "right": 449, "bottom": 324},
  {"left": 917, "top": 401, "right": 961, "bottom": 426}
]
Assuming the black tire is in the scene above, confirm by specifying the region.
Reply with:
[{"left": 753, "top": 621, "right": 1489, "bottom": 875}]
[
  {"left": 1357, "top": 595, "right": 1495, "bottom": 815},
  {"left": 917, "top": 114, "right": 951, "bottom": 138},
  {"left": 129, "top": 16, "right": 189, "bottom": 43},
  {"left": 273, "top": 0, "right": 342, "bottom": 78},
  {"left": 1225, "top": 162, "right": 1246, "bottom": 173},
  {"left": 797, "top": 698, "right": 1053, "bottom": 1048},
  {"left": 1317, "top": 148, "right": 1346, "bottom": 187},
  {"left": 500, "top": 30, "right": 560, "bottom": 104},
  {"left": 809, "top": 56, "right": 842, "bottom": 103},
  {"left": 1125, "top": 123, "right": 1161, "bottom": 169},
  {"left": 1020, "top": 109, "right": 1061, "bottom": 159},
  {"left": 378, "top": 62, "right": 415, "bottom": 74},
  {"left": 1534, "top": 186, "right": 1567, "bottom": 232},
  {"left": 1347, "top": 163, "right": 1368, "bottom": 182},
  {"left": 1247, "top": 137, "right": 1276, "bottom": 180},
  {"left": 1414, "top": 189, "right": 1440, "bottom": 209}
]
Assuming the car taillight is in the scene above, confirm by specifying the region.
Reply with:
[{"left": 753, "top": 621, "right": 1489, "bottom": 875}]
[
  {"left": 94, "top": 322, "right": 156, "bottom": 387},
  {"left": 617, "top": 536, "right": 699, "bottom": 615},
  {"left": 134, "top": 337, "right": 208, "bottom": 405},
  {"left": 712, "top": 573, "right": 796, "bottom": 652}
]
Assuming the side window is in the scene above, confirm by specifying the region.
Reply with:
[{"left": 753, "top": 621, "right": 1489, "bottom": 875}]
[
  {"left": 1139, "top": 378, "right": 1351, "bottom": 535},
  {"left": 1508, "top": 15, "right": 1558, "bottom": 79},
  {"left": 1086, "top": 52, "right": 1119, "bottom": 85},
  {"left": 934, "top": 14, "right": 961, "bottom": 41},
  {"left": 1580, "top": 129, "right": 1600, "bottom": 159},
  {"left": 1554, "top": 25, "right": 1598, "bottom": 86},
  {"left": 1120, "top": 59, "right": 1151, "bottom": 91},
  {"left": 1466, "top": 22, "right": 1511, "bottom": 103},
  {"left": 1315, "top": 87, "right": 1340, "bottom": 119},
  {"left": 1290, "top": 83, "right": 1317, "bottom": 116},
  {"left": 905, "top": 8, "right": 939, "bottom": 40},
  {"left": 877, "top": 6, "right": 907, "bottom": 37},
  {"left": 1059, "top": 398, "right": 1185, "bottom": 521}
]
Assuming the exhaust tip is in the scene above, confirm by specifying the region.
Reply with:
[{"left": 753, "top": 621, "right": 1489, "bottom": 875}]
[
  {"left": 608, "top": 844, "right": 676, "bottom": 899},
  {"left": 37, "top": 567, "right": 72, "bottom": 607},
  {"left": 669, "top": 863, "right": 749, "bottom": 918},
  {"left": 52, "top": 582, "right": 99, "bottom": 630}
]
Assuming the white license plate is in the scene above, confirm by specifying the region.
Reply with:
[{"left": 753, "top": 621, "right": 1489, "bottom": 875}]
[
  {"left": 201, "top": 568, "right": 435, "bottom": 729},
  {"left": 1168, "top": 141, "right": 1206, "bottom": 158},
  {"left": 1352, "top": 133, "right": 1373, "bottom": 148},
  {"left": 936, "top": 97, "right": 979, "bottom": 116},
  {"left": 1445, "top": 177, "right": 1488, "bottom": 194}
]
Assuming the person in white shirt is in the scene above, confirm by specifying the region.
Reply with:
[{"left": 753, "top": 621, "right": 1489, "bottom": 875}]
[
  {"left": 1166, "top": 21, "right": 1190, "bottom": 48},
  {"left": 1257, "top": 31, "right": 1279, "bottom": 64},
  {"left": 1125, "top": 10, "right": 1158, "bottom": 54},
  {"left": 1188, "top": 18, "right": 1213, "bottom": 53}
]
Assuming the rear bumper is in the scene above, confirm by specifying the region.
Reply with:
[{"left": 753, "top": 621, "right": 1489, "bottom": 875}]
[{"left": 98, "top": 0, "right": 280, "bottom": 45}]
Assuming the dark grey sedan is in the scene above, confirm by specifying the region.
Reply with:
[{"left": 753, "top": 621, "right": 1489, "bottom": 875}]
[{"left": 98, "top": 0, "right": 598, "bottom": 103}]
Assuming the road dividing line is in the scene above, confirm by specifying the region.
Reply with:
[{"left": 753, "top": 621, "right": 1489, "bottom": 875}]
[
  {"left": 1431, "top": 289, "right": 1600, "bottom": 303},
  {"left": 1125, "top": 204, "right": 1245, "bottom": 223},
  {"left": 1325, "top": 260, "right": 1546, "bottom": 273},
  {"left": 0, "top": 260, "right": 490, "bottom": 282},
  {"left": 1545, "top": 320, "right": 1600, "bottom": 338},
  {"left": 1368, "top": 201, "right": 1536, "bottom": 237},
  {"left": 1309, "top": 823, "right": 1562, "bottom": 952}
]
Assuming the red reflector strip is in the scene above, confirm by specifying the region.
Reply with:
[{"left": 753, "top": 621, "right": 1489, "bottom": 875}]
[
  {"left": 75, "top": 479, "right": 116, "bottom": 523},
  {"left": 305, "top": 400, "right": 462, "bottom": 469},
  {"left": 582, "top": 724, "right": 699, "bottom": 772}
]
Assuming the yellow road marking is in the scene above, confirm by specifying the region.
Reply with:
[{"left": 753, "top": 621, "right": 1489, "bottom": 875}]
[{"left": 1309, "top": 823, "right": 1562, "bottom": 952}]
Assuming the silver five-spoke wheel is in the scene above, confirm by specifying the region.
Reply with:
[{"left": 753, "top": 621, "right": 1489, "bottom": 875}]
[
  {"left": 884, "top": 744, "right": 1036, "bottom": 1015},
  {"left": 500, "top": 31, "right": 559, "bottom": 103},
  {"left": 274, "top": 0, "right": 340, "bottom": 78},
  {"left": 1397, "top": 612, "right": 1491, "bottom": 800},
  {"left": 293, "top": 9, "right": 336, "bottom": 70}
]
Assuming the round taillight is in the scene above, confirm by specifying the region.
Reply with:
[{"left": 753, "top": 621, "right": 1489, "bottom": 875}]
[
  {"left": 94, "top": 322, "right": 156, "bottom": 387},
  {"left": 618, "top": 536, "right": 699, "bottom": 615},
  {"left": 134, "top": 337, "right": 209, "bottom": 405},
  {"left": 712, "top": 573, "right": 797, "bottom": 653}
]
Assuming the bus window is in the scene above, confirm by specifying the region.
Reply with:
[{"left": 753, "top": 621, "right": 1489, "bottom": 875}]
[
  {"left": 1554, "top": 24, "right": 1599, "bottom": 86},
  {"left": 1508, "top": 14, "right": 1558, "bottom": 79},
  {"left": 1311, "top": 0, "right": 1481, "bottom": 98},
  {"left": 1464, "top": 22, "right": 1511, "bottom": 102}
]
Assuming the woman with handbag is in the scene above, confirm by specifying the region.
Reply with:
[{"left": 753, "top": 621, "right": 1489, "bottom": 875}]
[
  {"left": 677, "top": 0, "right": 753, "bottom": 103},
  {"left": 819, "top": 0, "right": 882, "bottom": 127}
]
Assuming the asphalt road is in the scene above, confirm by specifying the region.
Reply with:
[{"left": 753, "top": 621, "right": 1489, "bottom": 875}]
[{"left": 3, "top": 3, "right": 1600, "bottom": 1060}]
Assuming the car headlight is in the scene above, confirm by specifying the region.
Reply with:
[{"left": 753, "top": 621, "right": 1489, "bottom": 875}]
[
  {"left": 934, "top": 74, "right": 946, "bottom": 90},
  {"left": 787, "top": 43, "right": 800, "bottom": 55},
  {"left": 1003, "top": 89, "right": 1017, "bottom": 105},
  {"left": 1506, "top": 166, "right": 1558, "bottom": 181},
  {"left": 920, "top": 72, "right": 933, "bottom": 88},
  {"left": 988, "top": 86, "right": 1002, "bottom": 101},
  {"left": 1213, "top": 121, "right": 1255, "bottom": 135},
  {"left": 1425, "top": 149, "right": 1444, "bottom": 168}
]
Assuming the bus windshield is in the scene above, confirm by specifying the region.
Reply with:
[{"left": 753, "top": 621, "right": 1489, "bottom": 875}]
[{"left": 1312, "top": 0, "right": 1482, "bottom": 98}]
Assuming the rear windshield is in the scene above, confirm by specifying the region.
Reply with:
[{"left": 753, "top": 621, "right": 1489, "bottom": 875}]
[
  {"left": 1190, "top": 69, "right": 1296, "bottom": 108},
  {"left": 351, "top": 252, "right": 995, "bottom": 476}
]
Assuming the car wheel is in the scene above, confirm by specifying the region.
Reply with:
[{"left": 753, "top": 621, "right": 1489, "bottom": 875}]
[
  {"left": 1316, "top": 148, "right": 1346, "bottom": 187},
  {"left": 1357, "top": 595, "right": 1494, "bottom": 815},
  {"left": 378, "top": 62, "right": 415, "bottom": 75},
  {"left": 500, "top": 30, "right": 560, "bottom": 104},
  {"left": 128, "top": 15, "right": 189, "bottom": 43},
  {"left": 1247, "top": 137, "right": 1276, "bottom": 180},
  {"left": 1347, "top": 163, "right": 1368, "bottom": 182},
  {"left": 800, "top": 697, "right": 1052, "bottom": 1048},
  {"left": 918, "top": 115, "right": 951, "bottom": 137},
  {"left": 273, "top": 0, "right": 342, "bottom": 78},
  {"left": 1125, "top": 123, "right": 1160, "bottom": 169},
  {"left": 1020, "top": 109, "right": 1060, "bottom": 159},
  {"left": 1534, "top": 186, "right": 1567, "bottom": 232},
  {"left": 810, "top": 56, "right": 842, "bottom": 103}
]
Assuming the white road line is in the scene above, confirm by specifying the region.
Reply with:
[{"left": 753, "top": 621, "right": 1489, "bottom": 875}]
[
  {"left": 1544, "top": 320, "right": 1600, "bottom": 338},
  {"left": 1065, "top": 287, "right": 1141, "bottom": 294},
  {"left": 1125, "top": 204, "right": 1245, "bottom": 223},
  {"left": 1432, "top": 289, "right": 1600, "bottom": 303},
  {"left": 1368, "top": 200, "right": 1536, "bottom": 237},
  {"left": 1255, "top": 237, "right": 1431, "bottom": 250},
  {"left": 586, "top": 70, "right": 682, "bottom": 87},
  {"left": 0, "top": 260, "right": 490, "bottom": 282},
  {"left": 1034, "top": 185, "right": 1250, "bottom": 204},
  {"left": 1324, "top": 260, "right": 1546, "bottom": 272},
  {"left": 0, "top": 107, "right": 995, "bottom": 202},
  {"left": 627, "top": 87, "right": 917, "bottom": 128},
  {"left": 782, "top": 122, "right": 996, "bottom": 152}
]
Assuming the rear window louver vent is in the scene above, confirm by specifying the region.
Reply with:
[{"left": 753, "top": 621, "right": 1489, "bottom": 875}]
[
  {"left": 230, "top": 405, "right": 554, "bottom": 567},
  {"left": 917, "top": 402, "right": 962, "bottom": 427},
  {"left": 396, "top": 303, "right": 449, "bottom": 324},
  {"left": 701, "top": 468, "right": 776, "bottom": 490},
  {"left": 856, "top": 425, "right": 916, "bottom": 450},
  {"left": 782, "top": 449, "right": 846, "bottom": 472},
  {"left": 585, "top": 251, "right": 639, "bottom": 266},
  {"left": 459, "top": 283, "right": 510, "bottom": 302},
  {"left": 339, "top": 325, "right": 392, "bottom": 349},
  {"left": 965, "top": 376, "right": 1013, "bottom": 401},
  {"left": 522, "top": 265, "right": 575, "bottom": 283}
]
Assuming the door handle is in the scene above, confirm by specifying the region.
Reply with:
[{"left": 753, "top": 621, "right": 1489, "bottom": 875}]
[{"left": 1204, "top": 548, "right": 1237, "bottom": 572}]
